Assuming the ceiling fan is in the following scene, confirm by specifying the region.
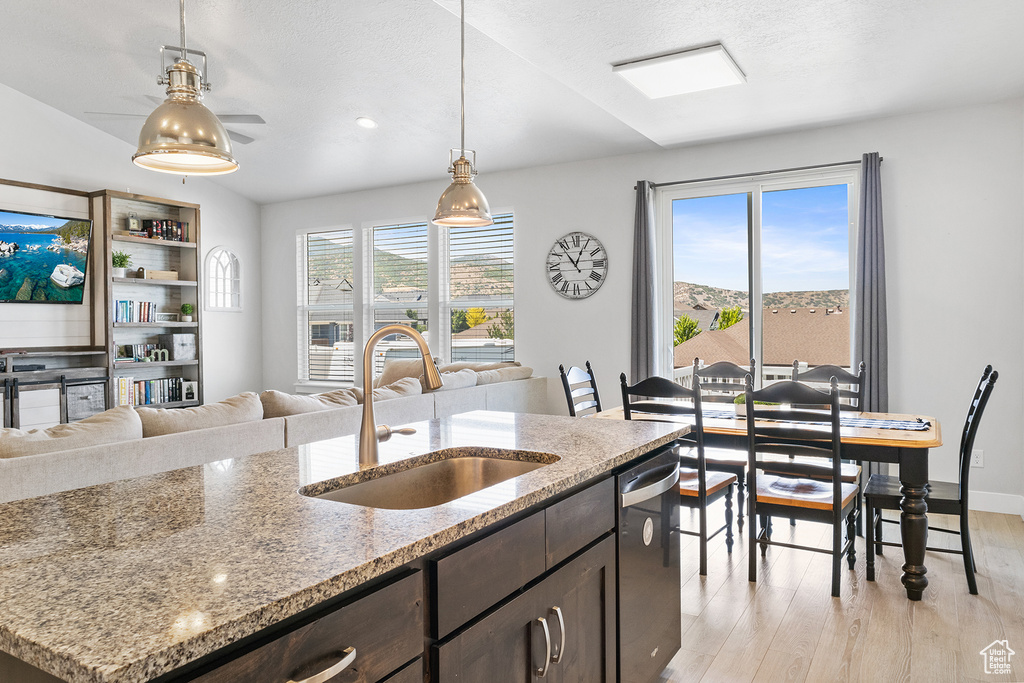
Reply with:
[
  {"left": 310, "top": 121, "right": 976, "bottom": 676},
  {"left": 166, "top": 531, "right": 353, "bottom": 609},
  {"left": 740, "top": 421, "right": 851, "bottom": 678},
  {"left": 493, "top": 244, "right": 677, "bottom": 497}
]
[{"left": 87, "top": 94, "right": 265, "bottom": 146}]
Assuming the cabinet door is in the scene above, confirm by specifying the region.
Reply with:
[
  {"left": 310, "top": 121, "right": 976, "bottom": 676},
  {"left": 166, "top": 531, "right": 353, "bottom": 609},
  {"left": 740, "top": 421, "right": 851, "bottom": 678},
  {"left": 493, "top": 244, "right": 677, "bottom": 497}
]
[
  {"left": 540, "top": 535, "right": 616, "bottom": 683},
  {"left": 435, "top": 535, "right": 616, "bottom": 683}
]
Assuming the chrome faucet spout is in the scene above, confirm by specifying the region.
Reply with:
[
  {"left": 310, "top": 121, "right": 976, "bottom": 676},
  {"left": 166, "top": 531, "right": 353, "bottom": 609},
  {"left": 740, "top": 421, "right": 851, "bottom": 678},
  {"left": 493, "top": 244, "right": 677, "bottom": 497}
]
[{"left": 359, "top": 324, "right": 442, "bottom": 466}]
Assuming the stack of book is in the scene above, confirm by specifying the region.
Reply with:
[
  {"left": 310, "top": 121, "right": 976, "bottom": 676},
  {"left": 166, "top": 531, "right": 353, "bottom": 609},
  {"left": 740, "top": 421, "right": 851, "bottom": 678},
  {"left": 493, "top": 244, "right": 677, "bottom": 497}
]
[
  {"left": 114, "top": 219, "right": 190, "bottom": 242},
  {"left": 114, "top": 300, "right": 158, "bottom": 323},
  {"left": 116, "top": 377, "right": 185, "bottom": 406}
]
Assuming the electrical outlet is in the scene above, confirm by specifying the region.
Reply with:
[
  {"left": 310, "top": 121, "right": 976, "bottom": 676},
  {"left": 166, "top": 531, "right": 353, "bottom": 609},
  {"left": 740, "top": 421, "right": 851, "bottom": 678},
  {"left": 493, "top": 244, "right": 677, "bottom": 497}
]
[{"left": 971, "top": 449, "right": 984, "bottom": 468}]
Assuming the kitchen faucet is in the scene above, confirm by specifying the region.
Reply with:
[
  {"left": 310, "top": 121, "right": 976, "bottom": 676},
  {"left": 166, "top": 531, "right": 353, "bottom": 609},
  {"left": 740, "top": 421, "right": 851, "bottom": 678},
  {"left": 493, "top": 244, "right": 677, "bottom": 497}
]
[{"left": 359, "top": 324, "right": 443, "bottom": 465}]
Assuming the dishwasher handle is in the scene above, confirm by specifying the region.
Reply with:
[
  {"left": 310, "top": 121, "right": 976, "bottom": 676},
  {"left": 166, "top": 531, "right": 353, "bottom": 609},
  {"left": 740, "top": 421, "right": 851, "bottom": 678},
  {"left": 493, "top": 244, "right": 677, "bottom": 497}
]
[{"left": 620, "top": 466, "right": 679, "bottom": 508}]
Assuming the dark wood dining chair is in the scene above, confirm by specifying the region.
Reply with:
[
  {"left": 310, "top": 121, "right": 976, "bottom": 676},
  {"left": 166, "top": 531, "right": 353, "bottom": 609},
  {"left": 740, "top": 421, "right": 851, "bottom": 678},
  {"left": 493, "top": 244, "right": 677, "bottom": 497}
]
[
  {"left": 789, "top": 360, "right": 866, "bottom": 532},
  {"left": 865, "top": 365, "right": 998, "bottom": 595},
  {"left": 744, "top": 376, "right": 857, "bottom": 597},
  {"left": 620, "top": 373, "right": 735, "bottom": 575},
  {"left": 559, "top": 361, "right": 602, "bottom": 417},
  {"left": 689, "top": 358, "right": 755, "bottom": 528}
]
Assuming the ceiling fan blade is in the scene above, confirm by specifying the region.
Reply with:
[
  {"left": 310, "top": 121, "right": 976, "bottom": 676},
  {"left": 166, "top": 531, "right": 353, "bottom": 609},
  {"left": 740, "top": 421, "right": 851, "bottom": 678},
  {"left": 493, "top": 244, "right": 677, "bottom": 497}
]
[
  {"left": 84, "top": 111, "right": 147, "bottom": 118},
  {"left": 218, "top": 114, "right": 266, "bottom": 124},
  {"left": 227, "top": 129, "right": 255, "bottom": 145}
]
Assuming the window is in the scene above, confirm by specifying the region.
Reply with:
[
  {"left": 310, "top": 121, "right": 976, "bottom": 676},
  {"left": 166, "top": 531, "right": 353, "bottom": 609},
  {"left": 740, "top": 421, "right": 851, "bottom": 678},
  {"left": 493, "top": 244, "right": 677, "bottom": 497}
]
[
  {"left": 299, "top": 213, "right": 514, "bottom": 386},
  {"left": 659, "top": 167, "right": 858, "bottom": 386},
  {"left": 205, "top": 247, "right": 241, "bottom": 311},
  {"left": 446, "top": 214, "right": 515, "bottom": 363},
  {"left": 302, "top": 229, "right": 355, "bottom": 383}
]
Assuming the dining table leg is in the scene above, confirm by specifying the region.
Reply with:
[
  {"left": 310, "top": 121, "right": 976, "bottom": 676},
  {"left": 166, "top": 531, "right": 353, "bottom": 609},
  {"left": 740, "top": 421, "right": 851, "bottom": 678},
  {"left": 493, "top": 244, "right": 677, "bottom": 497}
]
[{"left": 898, "top": 448, "right": 929, "bottom": 601}]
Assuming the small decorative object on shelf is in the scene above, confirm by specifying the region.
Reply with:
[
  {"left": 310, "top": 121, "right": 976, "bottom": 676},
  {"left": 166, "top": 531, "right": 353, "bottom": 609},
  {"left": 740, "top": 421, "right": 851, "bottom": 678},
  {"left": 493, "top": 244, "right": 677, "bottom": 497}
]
[
  {"left": 155, "top": 312, "right": 179, "bottom": 323},
  {"left": 182, "top": 381, "right": 198, "bottom": 402},
  {"left": 112, "top": 250, "right": 132, "bottom": 279},
  {"left": 180, "top": 303, "right": 194, "bottom": 323}
]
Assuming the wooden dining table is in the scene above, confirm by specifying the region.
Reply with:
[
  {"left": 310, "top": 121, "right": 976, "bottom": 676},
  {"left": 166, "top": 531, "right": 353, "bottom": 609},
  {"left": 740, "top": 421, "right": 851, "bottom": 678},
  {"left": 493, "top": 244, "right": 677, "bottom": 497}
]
[{"left": 596, "top": 406, "right": 943, "bottom": 601}]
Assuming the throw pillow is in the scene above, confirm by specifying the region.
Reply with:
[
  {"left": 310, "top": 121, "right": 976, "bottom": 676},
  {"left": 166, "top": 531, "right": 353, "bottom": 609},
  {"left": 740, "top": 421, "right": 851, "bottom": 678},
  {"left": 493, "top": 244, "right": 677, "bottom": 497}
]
[
  {"left": 0, "top": 406, "right": 143, "bottom": 459},
  {"left": 372, "top": 356, "right": 443, "bottom": 389},
  {"left": 259, "top": 388, "right": 360, "bottom": 419},
  {"left": 438, "top": 360, "right": 521, "bottom": 373},
  {"left": 136, "top": 392, "right": 264, "bottom": 438},
  {"left": 427, "top": 368, "right": 478, "bottom": 392},
  {"left": 474, "top": 365, "right": 534, "bottom": 385},
  {"left": 351, "top": 376, "right": 423, "bottom": 403}
]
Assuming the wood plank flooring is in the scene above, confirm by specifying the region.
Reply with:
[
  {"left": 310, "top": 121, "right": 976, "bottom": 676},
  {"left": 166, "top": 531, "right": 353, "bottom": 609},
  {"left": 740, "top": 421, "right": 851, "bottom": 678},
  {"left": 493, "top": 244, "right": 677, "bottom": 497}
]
[{"left": 658, "top": 504, "right": 1024, "bottom": 682}]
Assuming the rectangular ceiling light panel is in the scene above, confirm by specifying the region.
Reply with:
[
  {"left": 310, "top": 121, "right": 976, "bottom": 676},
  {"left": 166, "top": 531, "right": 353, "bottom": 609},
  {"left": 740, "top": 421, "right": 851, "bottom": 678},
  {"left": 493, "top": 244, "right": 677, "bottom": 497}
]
[{"left": 613, "top": 44, "right": 746, "bottom": 99}]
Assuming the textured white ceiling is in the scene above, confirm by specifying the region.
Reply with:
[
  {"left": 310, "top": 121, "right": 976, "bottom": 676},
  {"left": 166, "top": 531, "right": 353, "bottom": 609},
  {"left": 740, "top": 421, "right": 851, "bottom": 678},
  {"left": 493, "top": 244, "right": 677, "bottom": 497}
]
[{"left": 2, "top": 1, "right": 1023, "bottom": 204}]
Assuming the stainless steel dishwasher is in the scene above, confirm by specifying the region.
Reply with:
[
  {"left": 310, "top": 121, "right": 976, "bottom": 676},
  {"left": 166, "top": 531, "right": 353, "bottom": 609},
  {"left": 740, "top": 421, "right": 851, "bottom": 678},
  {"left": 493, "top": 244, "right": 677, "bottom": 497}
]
[{"left": 617, "top": 445, "right": 681, "bottom": 683}]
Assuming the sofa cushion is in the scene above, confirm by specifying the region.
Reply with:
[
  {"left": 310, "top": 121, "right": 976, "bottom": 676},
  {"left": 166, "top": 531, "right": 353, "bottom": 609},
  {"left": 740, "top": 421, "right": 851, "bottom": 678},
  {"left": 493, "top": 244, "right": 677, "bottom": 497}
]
[
  {"left": 353, "top": 376, "right": 424, "bottom": 403},
  {"left": 431, "top": 368, "right": 478, "bottom": 392},
  {"left": 0, "top": 406, "right": 143, "bottom": 459},
  {"left": 260, "top": 388, "right": 360, "bottom": 418},
  {"left": 438, "top": 361, "right": 520, "bottom": 373},
  {"left": 373, "top": 357, "right": 442, "bottom": 388},
  {"left": 136, "top": 392, "right": 263, "bottom": 438},
  {"left": 475, "top": 365, "right": 534, "bottom": 385}
]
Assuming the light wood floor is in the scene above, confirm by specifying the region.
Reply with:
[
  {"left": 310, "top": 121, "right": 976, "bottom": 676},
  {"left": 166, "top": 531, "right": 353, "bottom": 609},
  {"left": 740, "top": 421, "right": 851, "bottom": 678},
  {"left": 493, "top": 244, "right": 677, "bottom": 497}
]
[{"left": 658, "top": 503, "right": 1024, "bottom": 682}]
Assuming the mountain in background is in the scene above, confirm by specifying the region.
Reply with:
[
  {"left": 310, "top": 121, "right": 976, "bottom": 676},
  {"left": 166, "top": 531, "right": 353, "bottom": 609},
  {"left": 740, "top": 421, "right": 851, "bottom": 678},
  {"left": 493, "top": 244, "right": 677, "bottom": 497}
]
[{"left": 674, "top": 281, "right": 849, "bottom": 311}]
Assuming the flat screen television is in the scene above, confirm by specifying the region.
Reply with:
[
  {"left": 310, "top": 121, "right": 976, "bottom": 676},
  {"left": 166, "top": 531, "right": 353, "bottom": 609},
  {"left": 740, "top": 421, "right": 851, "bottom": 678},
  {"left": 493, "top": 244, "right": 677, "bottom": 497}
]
[{"left": 0, "top": 208, "right": 93, "bottom": 304}]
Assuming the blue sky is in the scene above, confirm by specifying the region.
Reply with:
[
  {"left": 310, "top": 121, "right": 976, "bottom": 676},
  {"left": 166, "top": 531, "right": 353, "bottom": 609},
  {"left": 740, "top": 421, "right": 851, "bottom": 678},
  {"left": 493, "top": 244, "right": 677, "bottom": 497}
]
[
  {"left": 672, "top": 184, "right": 850, "bottom": 292},
  {"left": 0, "top": 210, "right": 70, "bottom": 231}
]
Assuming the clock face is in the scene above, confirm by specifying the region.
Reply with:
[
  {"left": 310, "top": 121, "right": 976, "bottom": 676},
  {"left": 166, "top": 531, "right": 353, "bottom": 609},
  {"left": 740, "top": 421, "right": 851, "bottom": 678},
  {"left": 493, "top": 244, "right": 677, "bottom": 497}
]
[{"left": 546, "top": 231, "right": 608, "bottom": 299}]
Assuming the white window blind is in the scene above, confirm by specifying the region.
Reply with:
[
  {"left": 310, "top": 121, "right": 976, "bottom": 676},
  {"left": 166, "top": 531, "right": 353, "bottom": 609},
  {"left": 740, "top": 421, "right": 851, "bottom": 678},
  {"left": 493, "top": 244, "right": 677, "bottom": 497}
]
[
  {"left": 447, "top": 213, "right": 515, "bottom": 363},
  {"left": 304, "top": 229, "right": 355, "bottom": 382},
  {"left": 369, "top": 222, "right": 429, "bottom": 375}
]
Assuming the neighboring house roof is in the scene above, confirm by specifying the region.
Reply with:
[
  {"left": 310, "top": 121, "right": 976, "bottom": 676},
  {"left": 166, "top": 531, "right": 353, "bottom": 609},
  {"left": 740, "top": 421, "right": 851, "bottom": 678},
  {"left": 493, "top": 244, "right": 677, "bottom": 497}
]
[
  {"left": 674, "top": 308, "right": 719, "bottom": 331},
  {"left": 673, "top": 307, "right": 850, "bottom": 368}
]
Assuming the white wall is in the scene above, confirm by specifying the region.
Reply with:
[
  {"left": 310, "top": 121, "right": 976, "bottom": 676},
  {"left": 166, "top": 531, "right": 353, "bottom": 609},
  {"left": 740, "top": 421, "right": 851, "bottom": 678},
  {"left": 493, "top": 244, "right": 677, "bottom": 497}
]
[
  {"left": 262, "top": 100, "right": 1024, "bottom": 508},
  {"left": 0, "top": 83, "right": 264, "bottom": 402}
]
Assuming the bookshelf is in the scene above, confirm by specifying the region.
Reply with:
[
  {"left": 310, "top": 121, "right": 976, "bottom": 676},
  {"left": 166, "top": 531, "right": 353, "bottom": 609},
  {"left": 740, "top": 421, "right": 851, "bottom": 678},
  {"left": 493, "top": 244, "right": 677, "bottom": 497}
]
[{"left": 90, "top": 190, "right": 203, "bottom": 408}]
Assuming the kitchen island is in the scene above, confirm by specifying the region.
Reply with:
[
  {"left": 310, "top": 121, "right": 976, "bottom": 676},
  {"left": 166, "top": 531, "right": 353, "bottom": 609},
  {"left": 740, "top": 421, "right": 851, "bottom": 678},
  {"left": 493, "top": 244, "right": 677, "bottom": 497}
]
[{"left": 0, "top": 411, "right": 685, "bottom": 683}]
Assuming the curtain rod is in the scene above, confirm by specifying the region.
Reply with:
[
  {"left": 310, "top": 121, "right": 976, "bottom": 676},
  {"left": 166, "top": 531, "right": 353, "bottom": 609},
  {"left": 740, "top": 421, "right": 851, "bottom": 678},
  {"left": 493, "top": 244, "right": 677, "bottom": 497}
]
[{"left": 640, "top": 157, "right": 881, "bottom": 190}]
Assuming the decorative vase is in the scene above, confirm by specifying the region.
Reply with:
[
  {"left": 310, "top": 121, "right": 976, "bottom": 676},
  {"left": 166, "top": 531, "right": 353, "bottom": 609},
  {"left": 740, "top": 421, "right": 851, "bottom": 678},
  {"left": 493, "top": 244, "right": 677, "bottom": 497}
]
[{"left": 181, "top": 315, "right": 193, "bottom": 323}]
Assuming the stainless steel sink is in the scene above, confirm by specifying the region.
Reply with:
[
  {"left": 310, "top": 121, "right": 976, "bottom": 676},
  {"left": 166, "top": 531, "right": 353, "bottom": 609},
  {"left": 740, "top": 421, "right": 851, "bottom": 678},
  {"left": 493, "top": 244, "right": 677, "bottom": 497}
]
[{"left": 305, "top": 449, "right": 559, "bottom": 510}]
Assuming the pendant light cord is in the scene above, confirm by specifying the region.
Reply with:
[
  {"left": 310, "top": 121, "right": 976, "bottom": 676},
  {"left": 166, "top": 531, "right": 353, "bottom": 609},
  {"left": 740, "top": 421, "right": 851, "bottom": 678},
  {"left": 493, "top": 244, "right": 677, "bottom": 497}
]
[
  {"left": 179, "top": 0, "right": 187, "bottom": 61},
  {"left": 460, "top": 0, "right": 465, "bottom": 157}
]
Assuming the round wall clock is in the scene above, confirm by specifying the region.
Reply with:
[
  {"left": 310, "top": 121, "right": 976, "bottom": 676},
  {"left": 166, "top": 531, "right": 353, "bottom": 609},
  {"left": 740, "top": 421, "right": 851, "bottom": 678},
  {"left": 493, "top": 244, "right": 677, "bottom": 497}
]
[{"left": 546, "top": 231, "right": 607, "bottom": 299}]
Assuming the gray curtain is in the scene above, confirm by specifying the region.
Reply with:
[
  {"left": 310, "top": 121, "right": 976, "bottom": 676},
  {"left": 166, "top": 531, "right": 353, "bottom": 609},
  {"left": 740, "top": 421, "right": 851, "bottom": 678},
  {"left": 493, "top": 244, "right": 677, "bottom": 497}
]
[
  {"left": 853, "top": 152, "right": 888, "bottom": 412},
  {"left": 630, "top": 180, "right": 656, "bottom": 384}
]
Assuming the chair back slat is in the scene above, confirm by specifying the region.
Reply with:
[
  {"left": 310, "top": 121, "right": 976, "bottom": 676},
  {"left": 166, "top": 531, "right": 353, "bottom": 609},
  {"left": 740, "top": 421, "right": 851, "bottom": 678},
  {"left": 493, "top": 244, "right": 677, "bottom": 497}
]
[
  {"left": 792, "top": 361, "right": 865, "bottom": 410},
  {"left": 559, "top": 361, "right": 602, "bottom": 417},
  {"left": 958, "top": 366, "right": 997, "bottom": 501},
  {"left": 695, "top": 358, "right": 755, "bottom": 382}
]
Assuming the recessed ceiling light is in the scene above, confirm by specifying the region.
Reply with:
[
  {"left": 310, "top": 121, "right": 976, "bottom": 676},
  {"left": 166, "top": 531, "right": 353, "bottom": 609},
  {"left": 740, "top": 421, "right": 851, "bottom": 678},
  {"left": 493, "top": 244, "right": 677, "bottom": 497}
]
[
  {"left": 355, "top": 117, "right": 378, "bottom": 129},
  {"left": 613, "top": 44, "right": 745, "bottom": 99}
]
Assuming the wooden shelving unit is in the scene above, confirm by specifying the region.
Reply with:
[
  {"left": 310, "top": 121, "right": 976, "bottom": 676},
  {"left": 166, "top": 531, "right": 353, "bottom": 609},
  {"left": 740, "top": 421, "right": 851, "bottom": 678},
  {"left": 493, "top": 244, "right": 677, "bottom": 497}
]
[{"left": 91, "top": 190, "right": 203, "bottom": 408}]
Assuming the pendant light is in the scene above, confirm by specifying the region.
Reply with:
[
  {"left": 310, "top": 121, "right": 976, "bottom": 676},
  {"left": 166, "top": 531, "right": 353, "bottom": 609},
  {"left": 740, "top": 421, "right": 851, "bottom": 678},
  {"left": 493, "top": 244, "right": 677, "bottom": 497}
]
[
  {"left": 133, "top": 0, "right": 238, "bottom": 175},
  {"left": 432, "top": 0, "right": 492, "bottom": 227}
]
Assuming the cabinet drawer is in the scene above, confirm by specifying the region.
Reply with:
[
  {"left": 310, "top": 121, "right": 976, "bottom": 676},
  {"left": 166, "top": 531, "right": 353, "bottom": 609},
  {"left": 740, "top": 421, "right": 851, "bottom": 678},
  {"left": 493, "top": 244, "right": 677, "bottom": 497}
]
[
  {"left": 381, "top": 657, "right": 422, "bottom": 683},
  {"left": 545, "top": 478, "right": 614, "bottom": 568},
  {"left": 432, "top": 511, "right": 545, "bottom": 639},
  {"left": 193, "top": 572, "right": 423, "bottom": 683}
]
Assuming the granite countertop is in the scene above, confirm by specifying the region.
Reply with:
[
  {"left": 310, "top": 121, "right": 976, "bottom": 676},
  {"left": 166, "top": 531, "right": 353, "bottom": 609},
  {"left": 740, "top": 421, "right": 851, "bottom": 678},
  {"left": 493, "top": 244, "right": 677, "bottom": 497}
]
[{"left": 0, "top": 411, "right": 686, "bottom": 683}]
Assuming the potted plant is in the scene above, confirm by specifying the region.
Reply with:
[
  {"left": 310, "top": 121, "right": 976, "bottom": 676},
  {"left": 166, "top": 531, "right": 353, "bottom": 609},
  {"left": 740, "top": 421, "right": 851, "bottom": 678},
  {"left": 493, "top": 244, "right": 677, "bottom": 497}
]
[
  {"left": 112, "top": 251, "right": 132, "bottom": 279},
  {"left": 180, "top": 303, "right": 194, "bottom": 323},
  {"left": 733, "top": 394, "right": 781, "bottom": 417}
]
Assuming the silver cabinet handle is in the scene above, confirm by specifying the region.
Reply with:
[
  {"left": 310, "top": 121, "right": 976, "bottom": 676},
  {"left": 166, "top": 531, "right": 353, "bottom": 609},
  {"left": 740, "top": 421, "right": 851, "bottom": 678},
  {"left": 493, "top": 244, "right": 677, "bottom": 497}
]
[
  {"left": 549, "top": 606, "right": 566, "bottom": 664},
  {"left": 532, "top": 616, "right": 551, "bottom": 678},
  {"left": 287, "top": 647, "right": 356, "bottom": 683},
  {"left": 621, "top": 467, "right": 680, "bottom": 508}
]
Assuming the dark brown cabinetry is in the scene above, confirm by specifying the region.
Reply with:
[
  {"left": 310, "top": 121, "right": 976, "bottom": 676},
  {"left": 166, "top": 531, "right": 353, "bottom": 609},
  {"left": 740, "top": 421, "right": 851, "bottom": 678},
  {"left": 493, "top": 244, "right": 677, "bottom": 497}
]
[
  {"left": 434, "top": 535, "right": 616, "bottom": 682},
  {"left": 190, "top": 572, "right": 422, "bottom": 683}
]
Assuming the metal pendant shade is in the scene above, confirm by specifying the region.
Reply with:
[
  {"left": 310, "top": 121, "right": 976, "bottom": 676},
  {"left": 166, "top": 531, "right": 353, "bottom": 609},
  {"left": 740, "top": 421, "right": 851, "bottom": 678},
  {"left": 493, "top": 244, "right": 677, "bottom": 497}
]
[
  {"left": 432, "top": 0, "right": 492, "bottom": 227},
  {"left": 133, "top": 0, "right": 238, "bottom": 175}
]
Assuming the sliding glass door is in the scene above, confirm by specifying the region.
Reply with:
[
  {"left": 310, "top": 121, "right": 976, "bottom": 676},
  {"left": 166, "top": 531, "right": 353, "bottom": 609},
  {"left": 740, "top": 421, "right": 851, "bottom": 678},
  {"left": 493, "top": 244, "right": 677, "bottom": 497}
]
[{"left": 659, "top": 167, "right": 858, "bottom": 386}]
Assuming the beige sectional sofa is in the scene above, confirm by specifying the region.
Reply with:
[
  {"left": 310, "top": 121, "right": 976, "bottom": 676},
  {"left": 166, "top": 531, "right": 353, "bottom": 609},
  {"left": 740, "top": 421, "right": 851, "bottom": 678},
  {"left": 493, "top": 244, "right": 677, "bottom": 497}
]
[{"left": 0, "top": 375, "right": 546, "bottom": 504}]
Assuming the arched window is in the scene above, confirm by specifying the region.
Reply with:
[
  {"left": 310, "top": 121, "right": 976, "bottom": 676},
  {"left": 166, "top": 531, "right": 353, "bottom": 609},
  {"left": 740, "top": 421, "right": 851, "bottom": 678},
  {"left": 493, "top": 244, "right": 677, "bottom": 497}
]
[{"left": 205, "top": 246, "right": 241, "bottom": 311}]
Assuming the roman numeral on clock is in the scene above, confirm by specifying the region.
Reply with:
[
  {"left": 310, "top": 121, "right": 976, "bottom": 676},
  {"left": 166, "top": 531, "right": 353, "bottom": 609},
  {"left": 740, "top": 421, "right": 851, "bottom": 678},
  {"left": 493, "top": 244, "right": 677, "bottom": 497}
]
[
  {"left": 551, "top": 273, "right": 563, "bottom": 284},
  {"left": 593, "top": 259, "right": 605, "bottom": 268},
  {"left": 589, "top": 271, "right": 603, "bottom": 282}
]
